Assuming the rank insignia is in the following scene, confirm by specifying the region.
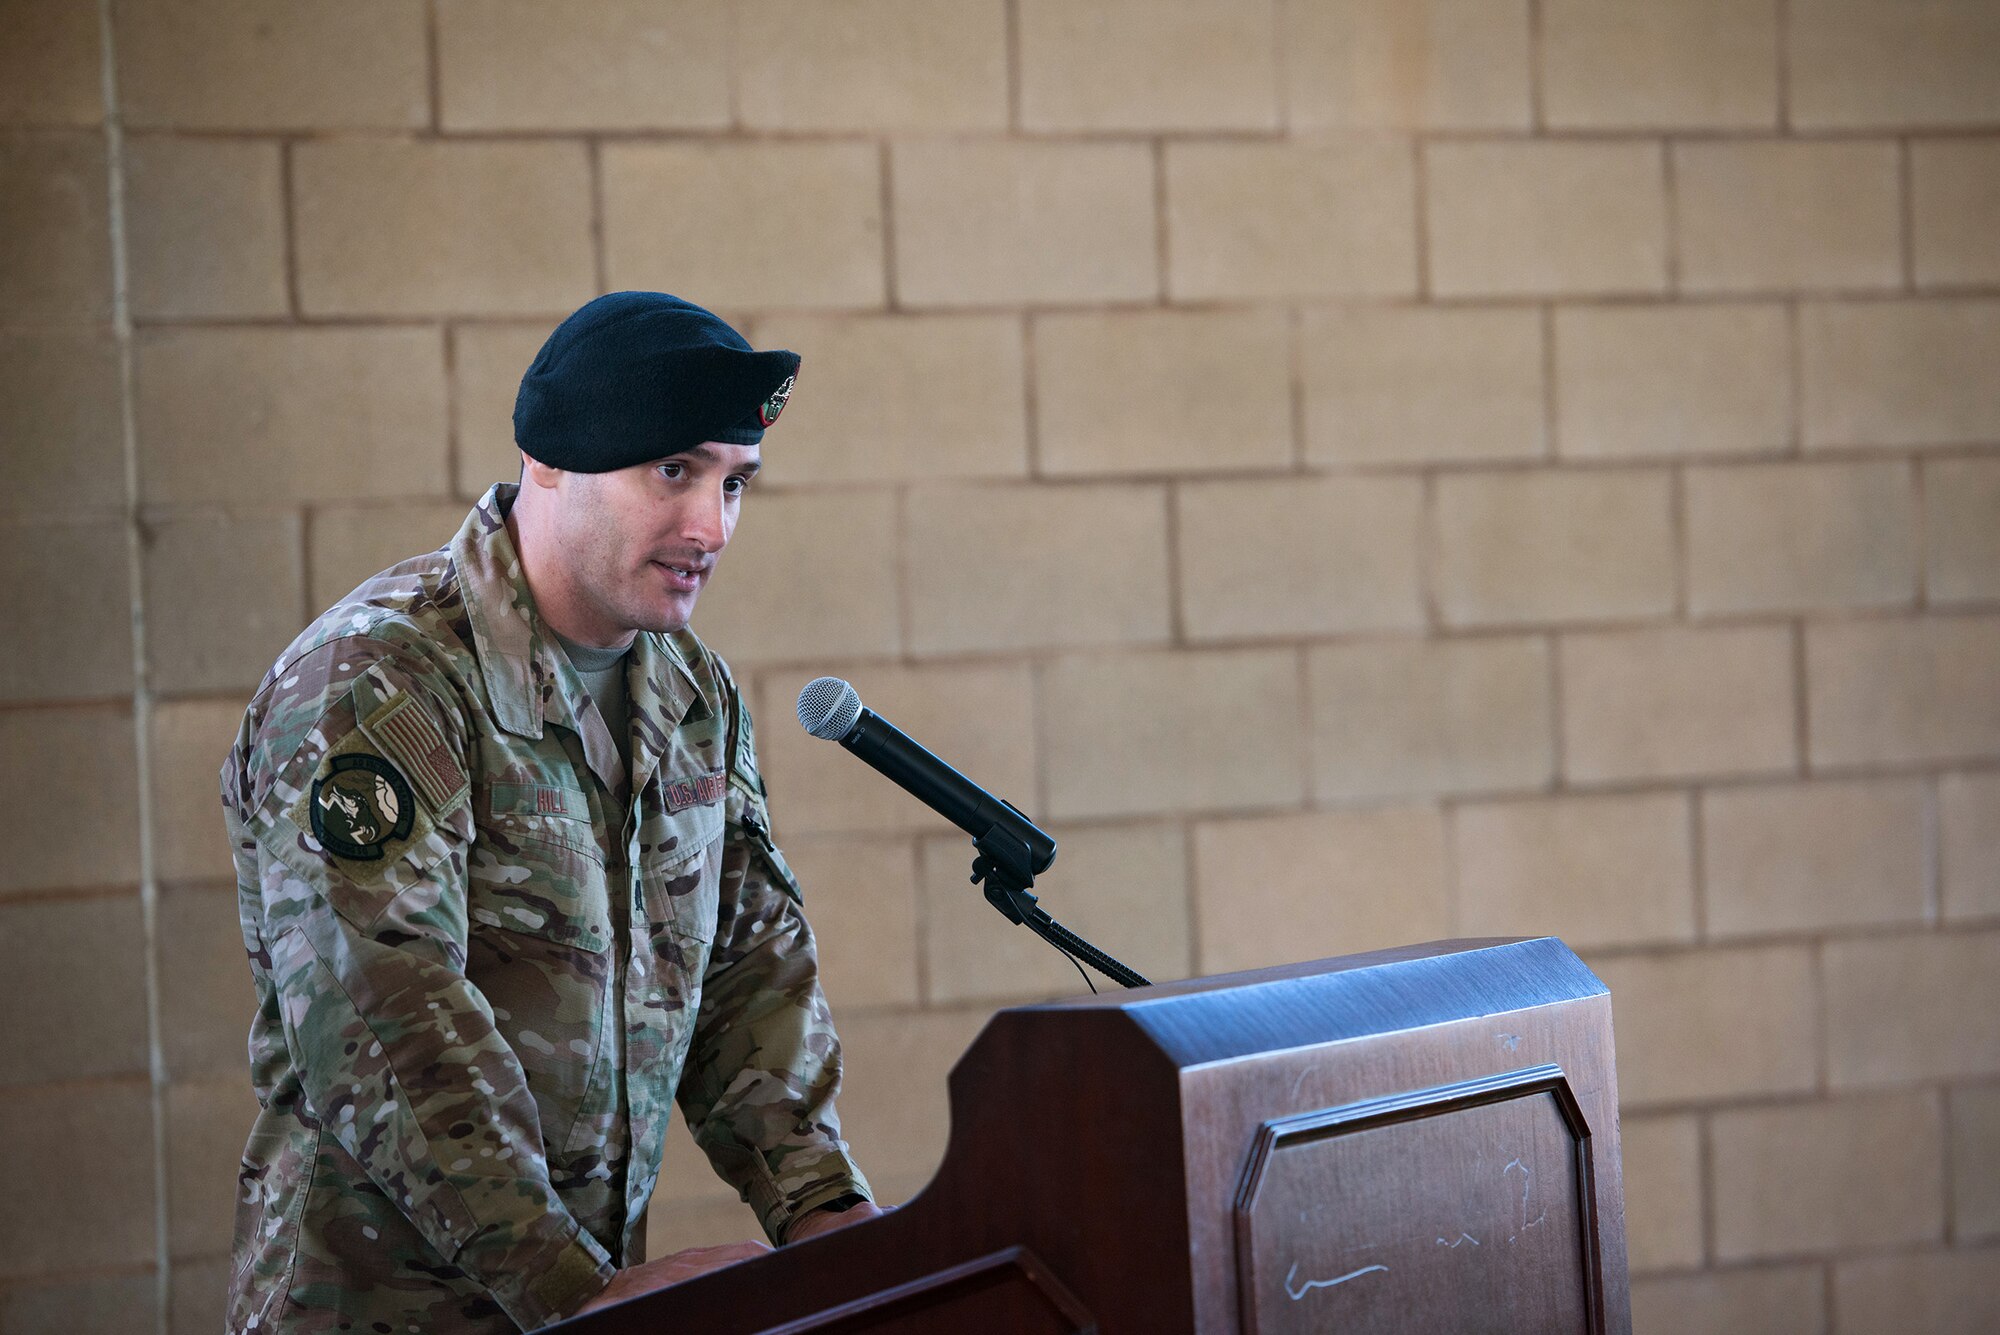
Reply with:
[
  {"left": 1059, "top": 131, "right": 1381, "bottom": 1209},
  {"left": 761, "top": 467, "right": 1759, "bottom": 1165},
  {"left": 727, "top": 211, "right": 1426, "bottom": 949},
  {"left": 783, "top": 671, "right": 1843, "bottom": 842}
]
[
  {"left": 310, "top": 754, "right": 417, "bottom": 861},
  {"left": 758, "top": 373, "right": 795, "bottom": 427}
]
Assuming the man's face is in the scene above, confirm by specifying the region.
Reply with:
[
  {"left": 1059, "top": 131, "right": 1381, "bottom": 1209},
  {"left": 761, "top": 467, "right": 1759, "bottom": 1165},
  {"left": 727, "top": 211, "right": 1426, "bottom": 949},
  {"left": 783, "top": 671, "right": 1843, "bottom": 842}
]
[{"left": 548, "top": 441, "right": 761, "bottom": 641}]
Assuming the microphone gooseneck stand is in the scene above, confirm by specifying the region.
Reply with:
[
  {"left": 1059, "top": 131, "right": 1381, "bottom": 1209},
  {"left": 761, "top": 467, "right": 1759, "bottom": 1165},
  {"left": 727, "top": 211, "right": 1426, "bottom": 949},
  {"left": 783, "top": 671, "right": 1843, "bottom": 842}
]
[{"left": 965, "top": 810, "right": 1151, "bottom": 992}]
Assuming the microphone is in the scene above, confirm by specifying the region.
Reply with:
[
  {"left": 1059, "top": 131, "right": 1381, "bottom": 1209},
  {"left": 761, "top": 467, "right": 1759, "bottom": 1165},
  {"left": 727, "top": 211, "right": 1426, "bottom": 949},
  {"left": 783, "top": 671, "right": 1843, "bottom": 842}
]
[{"left": 796, "top": 677, "right": 1055, "bottom": 879}]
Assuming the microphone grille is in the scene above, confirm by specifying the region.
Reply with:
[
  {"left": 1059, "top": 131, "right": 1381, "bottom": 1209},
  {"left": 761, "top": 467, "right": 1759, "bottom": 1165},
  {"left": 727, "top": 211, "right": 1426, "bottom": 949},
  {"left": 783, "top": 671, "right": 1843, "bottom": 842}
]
[{"left": 797, "top": 676, "right": 863, "bottom": 741}]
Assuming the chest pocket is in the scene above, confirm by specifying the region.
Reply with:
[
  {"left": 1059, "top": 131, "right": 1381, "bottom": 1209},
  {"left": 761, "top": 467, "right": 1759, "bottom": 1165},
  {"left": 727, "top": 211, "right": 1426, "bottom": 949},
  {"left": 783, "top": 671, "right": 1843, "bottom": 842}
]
[
  {"left": 467, "top": 781, "right": 612, "bottom": 953},
  {"left": 638, "top": 805, "right": 724, "bottom": 947}
]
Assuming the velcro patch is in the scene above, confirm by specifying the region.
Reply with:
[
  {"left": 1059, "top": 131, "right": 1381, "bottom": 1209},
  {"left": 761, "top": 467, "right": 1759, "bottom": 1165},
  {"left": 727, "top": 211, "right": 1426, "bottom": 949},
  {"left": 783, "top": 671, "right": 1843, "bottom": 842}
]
[
  {"left": 490, "top": 781, "right": 586, "bottom": 819},
  {"left": 663, "top": 769, "right": 728, "bottom": 813},
  {"left": 286, "top": 729, "right": 437, "bottom": 880},
  {"left": 363, "top": 692, "right": 468, "bottom": 816}
]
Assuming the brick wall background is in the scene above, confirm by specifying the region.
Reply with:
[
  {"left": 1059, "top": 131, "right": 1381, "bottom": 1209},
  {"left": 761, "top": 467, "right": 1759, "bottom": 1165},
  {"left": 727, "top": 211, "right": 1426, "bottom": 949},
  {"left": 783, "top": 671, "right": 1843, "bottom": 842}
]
[{"left": 2, "top": 1, "right": 1997, "bottom": 1330}]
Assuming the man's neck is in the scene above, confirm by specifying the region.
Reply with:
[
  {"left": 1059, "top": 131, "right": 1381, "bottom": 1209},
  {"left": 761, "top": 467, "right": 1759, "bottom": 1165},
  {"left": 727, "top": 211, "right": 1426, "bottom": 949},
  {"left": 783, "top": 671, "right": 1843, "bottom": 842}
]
[{"left": 505, "top": 504, "right": 638, "bottom": 653}]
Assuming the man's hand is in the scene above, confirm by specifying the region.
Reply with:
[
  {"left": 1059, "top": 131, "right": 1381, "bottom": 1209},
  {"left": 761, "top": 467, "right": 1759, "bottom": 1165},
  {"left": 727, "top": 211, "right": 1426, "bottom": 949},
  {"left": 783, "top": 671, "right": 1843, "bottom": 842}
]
[
  {"left": 571, "top": 1239, "right": 773, "bottom": 1314},
  {"left": 785, "top": 1199, "right": 888, "bottom": 1243}
]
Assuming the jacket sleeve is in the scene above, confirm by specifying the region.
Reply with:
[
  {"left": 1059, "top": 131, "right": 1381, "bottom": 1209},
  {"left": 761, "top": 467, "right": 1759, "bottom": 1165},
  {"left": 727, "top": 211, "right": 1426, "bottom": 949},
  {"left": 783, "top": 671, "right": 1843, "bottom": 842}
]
[
  {"left": 674, "top": 675, "right": 873, "bottom": 1243},
  {"left": 237, "top": 642, "right": 614, "bottom": 1329}
]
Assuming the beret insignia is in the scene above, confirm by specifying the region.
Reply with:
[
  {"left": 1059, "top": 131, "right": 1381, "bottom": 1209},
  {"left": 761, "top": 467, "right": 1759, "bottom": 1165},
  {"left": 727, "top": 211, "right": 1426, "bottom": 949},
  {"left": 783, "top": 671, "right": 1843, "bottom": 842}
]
[
  {"left": 758, "top": 374, "right": 795, "bottom": 428},
  {"left": 310, "top": 754, "right": 416, "bottom": 861}
]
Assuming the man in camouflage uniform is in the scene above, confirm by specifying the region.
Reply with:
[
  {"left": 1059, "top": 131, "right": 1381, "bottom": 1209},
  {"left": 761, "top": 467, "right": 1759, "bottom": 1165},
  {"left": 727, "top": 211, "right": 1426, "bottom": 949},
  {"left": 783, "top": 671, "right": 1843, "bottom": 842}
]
[{"left": 221, "top": 293, "right": 878, "bottom": 1331}]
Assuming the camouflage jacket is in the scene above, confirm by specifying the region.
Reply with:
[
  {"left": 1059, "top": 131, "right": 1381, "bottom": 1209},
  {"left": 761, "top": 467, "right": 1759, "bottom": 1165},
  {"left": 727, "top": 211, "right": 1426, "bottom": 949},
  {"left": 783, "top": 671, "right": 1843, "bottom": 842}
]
[{"left": 220, "top": 485, "right": 869, "bottom": 1332}]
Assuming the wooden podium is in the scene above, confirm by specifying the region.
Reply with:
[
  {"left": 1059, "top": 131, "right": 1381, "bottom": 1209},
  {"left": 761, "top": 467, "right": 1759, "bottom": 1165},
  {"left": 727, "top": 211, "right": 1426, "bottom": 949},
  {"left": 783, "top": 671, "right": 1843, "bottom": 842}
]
[{"left": 555, "top": 936, "right": 1630, "bottom": 1334}]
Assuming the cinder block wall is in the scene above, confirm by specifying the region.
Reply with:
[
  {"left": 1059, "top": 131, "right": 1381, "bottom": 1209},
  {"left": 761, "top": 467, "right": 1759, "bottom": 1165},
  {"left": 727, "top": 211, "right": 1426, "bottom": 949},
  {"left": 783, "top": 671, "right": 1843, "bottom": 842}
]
[{"left": 3, "top": 2, "right": 1997, "bottom": 1330}]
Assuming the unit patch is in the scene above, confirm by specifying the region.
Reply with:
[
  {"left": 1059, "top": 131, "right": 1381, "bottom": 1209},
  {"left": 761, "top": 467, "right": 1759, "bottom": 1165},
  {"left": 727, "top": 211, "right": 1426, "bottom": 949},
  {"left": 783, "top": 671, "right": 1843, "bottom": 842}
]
[
  {"left": 758, "top": 374, "right": 795, "bottom": 427},
  {"left": 663, "top": 768, "right": 728, "bottom": 813},
  {"left": 310, "top": 754, "right": 417, "bottom": 861}
]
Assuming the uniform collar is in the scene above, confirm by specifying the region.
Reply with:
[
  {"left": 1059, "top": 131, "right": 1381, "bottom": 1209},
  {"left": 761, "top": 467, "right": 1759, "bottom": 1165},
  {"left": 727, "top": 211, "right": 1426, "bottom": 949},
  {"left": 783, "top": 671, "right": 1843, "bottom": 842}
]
[{"left": 452, "top": 484, "right": 708, "bottom": 794}]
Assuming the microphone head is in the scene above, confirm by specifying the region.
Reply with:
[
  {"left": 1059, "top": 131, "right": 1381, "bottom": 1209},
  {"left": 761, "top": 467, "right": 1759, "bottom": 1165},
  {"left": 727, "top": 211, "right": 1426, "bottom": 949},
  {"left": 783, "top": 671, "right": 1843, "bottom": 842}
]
[{"left": 797, "top": 676, "right": 864, "bottom": 741}]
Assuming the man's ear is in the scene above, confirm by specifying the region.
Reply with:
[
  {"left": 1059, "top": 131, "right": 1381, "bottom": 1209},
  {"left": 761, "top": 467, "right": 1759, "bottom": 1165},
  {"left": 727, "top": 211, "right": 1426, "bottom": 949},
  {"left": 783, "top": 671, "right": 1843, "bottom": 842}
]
[{"left": 521, "top": 453, "right": 564, "bottom": 490}]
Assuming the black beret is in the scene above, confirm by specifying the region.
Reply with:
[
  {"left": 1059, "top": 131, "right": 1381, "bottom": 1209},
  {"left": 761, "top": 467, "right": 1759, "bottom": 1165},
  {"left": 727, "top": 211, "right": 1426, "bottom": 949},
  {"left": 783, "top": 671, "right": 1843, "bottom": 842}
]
[{"left": 513, "top": 291, "right": 799, "bottom": 472}]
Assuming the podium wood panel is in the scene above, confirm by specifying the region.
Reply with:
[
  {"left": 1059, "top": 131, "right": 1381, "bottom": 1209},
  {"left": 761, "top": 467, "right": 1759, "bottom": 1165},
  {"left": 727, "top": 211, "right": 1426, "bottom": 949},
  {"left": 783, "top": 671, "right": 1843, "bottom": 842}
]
[{"left": 553, "top": 936, "right": 1630, "bottom": 1334}]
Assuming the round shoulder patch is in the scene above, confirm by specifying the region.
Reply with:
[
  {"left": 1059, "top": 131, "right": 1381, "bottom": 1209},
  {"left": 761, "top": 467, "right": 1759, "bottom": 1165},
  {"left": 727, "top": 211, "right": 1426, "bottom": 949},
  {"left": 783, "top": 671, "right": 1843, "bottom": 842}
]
[
  {"left": 758, "top": 373, "right": 795, "bottom": 427},
  {"left": 310, "top": 754, "right": 417, "bottom": 861}
]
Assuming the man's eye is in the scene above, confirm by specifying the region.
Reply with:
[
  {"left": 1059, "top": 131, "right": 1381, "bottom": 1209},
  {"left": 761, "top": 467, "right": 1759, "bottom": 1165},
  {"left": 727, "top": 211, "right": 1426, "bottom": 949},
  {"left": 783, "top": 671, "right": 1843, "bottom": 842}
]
[
  {"left": 724, "top": 476, "right": 749, "bottom": 495},
  {"left": 657, "top": 462, "right": 684, "bottom": 480}
]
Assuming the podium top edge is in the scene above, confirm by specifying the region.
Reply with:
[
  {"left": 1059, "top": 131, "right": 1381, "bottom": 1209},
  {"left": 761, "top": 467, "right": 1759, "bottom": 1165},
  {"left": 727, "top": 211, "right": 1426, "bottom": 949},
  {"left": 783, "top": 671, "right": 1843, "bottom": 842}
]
[{"left": 1005, "top": 937, "right": 1607, "bottom": 1069}]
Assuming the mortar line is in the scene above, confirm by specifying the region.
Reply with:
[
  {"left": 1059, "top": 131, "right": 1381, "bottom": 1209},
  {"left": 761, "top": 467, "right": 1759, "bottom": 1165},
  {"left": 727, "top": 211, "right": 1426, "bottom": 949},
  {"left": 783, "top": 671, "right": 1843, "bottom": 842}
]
[{"left": 96, "top": 3, "right": 171, "bottom": 1328}]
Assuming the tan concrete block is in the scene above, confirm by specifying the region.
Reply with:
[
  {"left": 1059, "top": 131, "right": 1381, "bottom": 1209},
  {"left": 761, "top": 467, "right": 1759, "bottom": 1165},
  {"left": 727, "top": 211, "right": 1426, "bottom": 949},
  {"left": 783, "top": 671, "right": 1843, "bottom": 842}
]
[
  {"left": 1308, "top": 637, "right": 1553, "bottom": 801},
  {"left": 112, "top": 0, "right": 427, "bottom": 130},
  {"left": 690, "top": 489, "right": 900, "bottom": 664},
  {"left": 1954, "top": 1084, "right": 2000, "bottom": 1240},
  {"left": 749, "top": 314, "right": 1027, "bottom": 485},
  {"left": 779, "top": 835, "right": 919, "bottom": 1012},
  {"left": 158, "top": 884, "right": 257, "bottom": 1081},
  {"left": 0, "top": 520, "right": 132, "bottom": 701},
  {"left": 436, "top": 0, "right": 729, "bottom": 131},
  {"left": 168, "top": 1257, "right": 229, "bottom": 1335},
  {"left": 295, "top": 139, "right": 594, "bottom": 318},
  {"left": 1178, "top": 477, "right": 1424, "bottom": 639},
  {"left": 925, "top": 821, "right": 1190, "bottom": 1002},
  {"left": 1943, "top": 772, "right": 2000, "bottom": 922},
  {"left": 142, "top": 511, "right": 304, "bottom": 696},
  {"left": 1018, "top": 0, "right": 1277, "bottom": 130},
  {"left": 741, "top": 0, "right": 1007, "bottom": 130},
  {"left": 1426, "top": 141, "right": 1666, "bottom": 298},
  {"left": 1713, "top": 1090, "right": 1943, "bottom": 1259},
  {"left": 1675, "top": 141, "right": 1901, "bottom": 294},
  {"left": 906, "top": 482, "right": 1170, "bottom": 654},
  {"left": 0, "top": 0, "right": 102, "bottom": 126},
  {"left": 1, "top": 1274, "right": 159, "bottom": 1335},
  {"left": 825, "top": 1006, "right": 993, "bottom": 1185},
  {"left": 308, "top": 502, "right": 465, "bottom": 613},
  {"left": 1928, "top": 458, "right": 2000, "bottom": 605},
  {"left": 133, "top": 519, "right": 281, "bottom": 696},
  {"left": 1455, "top": 793, "right": 1694, "bottom": 949},
  {"left": 0, "top": 895, "right": 148, "bottom": 1086},
  {"left": 0, "top": 707, "right": 140, "bottom": 894},
  {"left": 450, "top": 323, "right": 546, "bottom": 500},
  {"left": 1561, "top": 625, "right": 1796, "bottom": 784},
  {"left": 1166, "top": 141, "right": 1417, "bottom": 300},
  {"left": 1433, "top": 470, "right": 1675, "bottom": 627},
  {"left": 756, "top": 663, "right": 1036, "bottom": 836},
  {"left": 0, "top": 1082, "right": 155, "bottom": 1277},
  {"left": 1620, "top": 1114, "right": 1702, "bottom": 1272},
  {"left": 0, "top": 132, "right": 110, "bottom": 322},
  {"left": 1703, "top": 779, "right": 1926, "bottom": 937},
  {"left": 1687, "top": 460, "right": 1916, "bottom": 614},
  {"left": 1790, "top": 0, "right": 2000, "bottom": 129},
  {"left": 148, "top": 698, "right": 243, "bottom": 887},
  {"left": 1836, "top": 1250, "right": 2000, "bottom": 1335},
  {"left": 1034, "top": 309, "right": 1292, "bottom": 477},
  {"left": 1554, "top": 303, "right": 1791, "bottom": 460},
  {"left": 1915, "top": 140, "right": 2000, "bottom": 288},
  {"left": 891, "top": 140, "right": 1155, "bottom": 307},
  {"left": 1043, "top": 649, "right": 1305, "bottom": 822},
  {"left": 1825, "top": 930, "right": 2000, "bottom": 1086},
  {"left": 1543, "top": 0, "right": 1778, "bottom": 130},
  {"left": 166, "top": 1077, "right": 260, "bottom": 1261},
  {"left": 122, "top": 136, "right": 286, "bottom": 320},
  {"left": 135, "top": 327, "right": 449, "bottom": 506},
  {"left": 644, "top": 1193, "right": 766, "bottom": 1255},
  {"left": 1630, "top": 1267, "right": 1825, "bottom": 1335},
  {"left": 1280, "top": 0, "right": 1531, "bottom": 130},
  {"left": 1593, "top": 945, "right": 1817, "bottom": 1106},
  {"left": 1802, "top": 300, "right": 2000, "bottom": 449},
  {"left": 0, "top": 328, "right": 125, "bottom": 515},
  {"left": 1302, "top": 306, "right": 1545, "bottom": 466},
  {"left": 1807, "top": 615, "right": 2000, "bottom": 767},
  {"left": 606, "top": 142, "right": 884, "bottom": 311},
  {"left": 1193, "top": 806, "right": 1448, "bottom": 975}
]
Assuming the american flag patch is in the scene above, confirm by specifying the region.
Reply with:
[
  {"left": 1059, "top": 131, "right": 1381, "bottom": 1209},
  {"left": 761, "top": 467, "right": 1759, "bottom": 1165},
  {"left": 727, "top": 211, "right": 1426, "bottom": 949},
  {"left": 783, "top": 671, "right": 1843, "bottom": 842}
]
[{"left": 363, "top": 692, "right": 469, "bottom": 815}]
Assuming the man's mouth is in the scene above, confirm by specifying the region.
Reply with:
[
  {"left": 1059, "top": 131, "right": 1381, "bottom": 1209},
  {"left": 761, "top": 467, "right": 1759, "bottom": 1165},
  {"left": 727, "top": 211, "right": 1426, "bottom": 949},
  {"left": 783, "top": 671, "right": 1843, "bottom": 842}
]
[{"left": 651, "top": 559, "right": 707, "bottom": 591}]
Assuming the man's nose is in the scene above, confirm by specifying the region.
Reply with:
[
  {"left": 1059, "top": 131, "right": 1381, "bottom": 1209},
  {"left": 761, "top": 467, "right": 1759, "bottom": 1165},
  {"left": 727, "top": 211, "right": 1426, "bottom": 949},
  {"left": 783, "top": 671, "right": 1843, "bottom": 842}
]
[{"left": 681, "top": 480, "right": 729, "bottom": 552}]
